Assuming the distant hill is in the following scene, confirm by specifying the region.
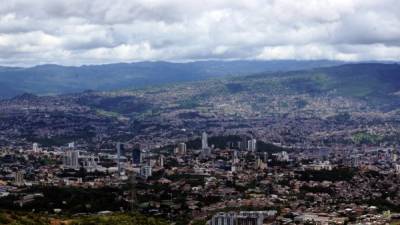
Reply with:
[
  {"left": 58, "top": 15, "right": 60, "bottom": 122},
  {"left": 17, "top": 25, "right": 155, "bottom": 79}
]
[
  {"left": 0, "top": 60, "right": 341, "bottom": 99},
  {"left": 66, "top": 63, "right": 400, "bottom": 118},
  {"left": 228, "top": 63, "right": 400, "bottom": 110}
]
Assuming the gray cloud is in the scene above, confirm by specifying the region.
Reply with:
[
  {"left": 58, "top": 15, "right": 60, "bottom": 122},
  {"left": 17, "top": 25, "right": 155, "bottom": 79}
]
[{"left": 0, "top": 0, "right": 399, "bottom": 66}]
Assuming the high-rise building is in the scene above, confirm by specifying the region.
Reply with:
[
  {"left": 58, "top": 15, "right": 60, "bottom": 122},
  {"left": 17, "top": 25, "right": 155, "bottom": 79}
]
[
  {"left": 239, "top": 136, "right": 247, "bottom": 151},
  {"left": 177, "top": 142, "right": 187, "bottom": 155},
  {"left": 202, "top": 132, "right": 208, "bottom": 149},
  {"left": 132, "top": 148, "right": 141, "bottom": 165},
  {"left": 233, "top": 150, "right": 239, "bottom": 164},
  {"left": 63, "top": 150, "right": 80, "bottom": 169},
  {"left": 14, "top": 171, "right": 24, "bottom": 186},
  {"left": 159, "top": 155, "right": 165, "bottom": 168},
  {"left": 32, "top": 143, "right": 39, "bottom": 153},
  {"left": 116, "top": 142, "right": 124, "bottom": 175},
  {"left": 263, "top": 152, "right": 268, "bottom": 163},
  {"left": 247, "top": 139, "right": 257, "bottom": 152}
]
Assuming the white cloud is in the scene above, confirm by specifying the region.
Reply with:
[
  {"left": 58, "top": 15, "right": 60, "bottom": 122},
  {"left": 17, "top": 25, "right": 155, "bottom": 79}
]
[{"left": 0, "top": 0, "right": 398, "bottom": 66}]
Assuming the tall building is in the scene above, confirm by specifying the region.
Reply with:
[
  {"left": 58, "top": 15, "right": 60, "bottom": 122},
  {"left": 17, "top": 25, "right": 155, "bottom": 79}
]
[
  {"left": 63, "top": 150, "right": 79, "bottom": 169},
  {"left": 116, "top": 142, "right": 124, "bottom": 175},
  {"left": 14, "top": 171, "right": 24, "bottom": 186},
  {"left": 32, "top": 143, "right": 39, "bottom": 153},
  {"left": 177, "top": 142, "right": 187, "bottom": 155},
  {"left": 202, "top": 132, "right": 208, "bottom": 149},
  {"left": 263, "top": 152, "right": 268, "bottom": 163},
  {"left": 159, "top": 155, "right": 165, "bottom": 168},
  {"left": 247, "top": 139, "right": 257, "bottom": 152},
  {"left": 239, "top": 136, "right": 248, "bottom": 151},
  {"left": 132, "top": 148, "right": 141, "bottom": 165},
  {"left": 233, "top": 150, "right": 239, "bottom": 164}
]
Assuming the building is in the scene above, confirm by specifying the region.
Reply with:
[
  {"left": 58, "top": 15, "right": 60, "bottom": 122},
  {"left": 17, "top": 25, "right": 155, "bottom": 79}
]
[
  {"left": 14, "top": 171, "right": 24, "bottom": 186},
  {"left": 68, "top": 142, "right": 75, "bottom": 149},
  {"left": 32, "top": 143, "right": 39, "bottom": 153},
  {"left": 132, "top": 148, "right": 141, "bottom": 165},
  {"left": 395, "top": 164, "right": 400, "bottom": 174},
  {"left": 63, "top": 150, "right": 80, "bottom": 169},
  {"left": 255, "top": 156, "right": 267, "bottom": 170},
  {"left": 210, "top": 212, "right": 236, "bottom": 225},
  {"left": 176, "top": 142, "right": 187, "bottom": 155},
  {"left": 275, "top": 151, "right": 289, "bottom": 162},
  {"left": 159, "top": 155, "right": 165, "bottom": 168},
  {"left": 247, "top": 139, "right": 257, "bottom": 152},
  {"left": 116, "top": 142, "right": 125, "bottom": 175},
  {"left": 202, "top": 132, "right": 208, "bottom": 149},
  {"left": 209, "top": 211, "right": 277, "bottom": 225},
  {"left": 83, "top": 155, "right": 98, "bottom": 172},
  {"left": 140, "top": 165, "right": 152, "bottom": 179},
  {"left": 233, "top": 150, "right": 239, "bottom": 164}
]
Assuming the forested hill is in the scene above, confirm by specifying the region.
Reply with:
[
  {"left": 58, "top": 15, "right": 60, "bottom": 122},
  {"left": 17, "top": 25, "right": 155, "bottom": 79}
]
[{"left": 0, "top": 60, "right": 340, "bottom": 99}]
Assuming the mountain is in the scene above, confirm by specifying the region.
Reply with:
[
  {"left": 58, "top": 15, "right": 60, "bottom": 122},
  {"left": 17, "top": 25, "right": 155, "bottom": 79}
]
[
  {"left": 1, "top": 63, "right": 399, "bottom": 148},
  {"left": 87, "top": 63, "right": 400, "bottom": 114},
  {"left": 0, "top": 60, "right": 341, "bottom": 99},
  {"left": 226, "top": 63, "right": 400, "bottom": 110}
]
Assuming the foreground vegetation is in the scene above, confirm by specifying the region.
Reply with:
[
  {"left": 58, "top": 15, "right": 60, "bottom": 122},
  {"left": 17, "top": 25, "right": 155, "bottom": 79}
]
[{"left": 0, "top": 211, "right": 169, "bottom": 225}]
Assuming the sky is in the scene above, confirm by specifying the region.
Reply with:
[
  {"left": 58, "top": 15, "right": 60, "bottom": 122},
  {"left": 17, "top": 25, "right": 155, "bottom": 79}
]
[{"left": 0, "top": 0, "right": 399, "bottom": 66}]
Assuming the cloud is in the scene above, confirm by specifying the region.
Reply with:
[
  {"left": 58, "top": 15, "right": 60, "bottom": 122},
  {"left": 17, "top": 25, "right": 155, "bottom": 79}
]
[{"left": 0, "top": 0, "right": 399, "bottom": 66}]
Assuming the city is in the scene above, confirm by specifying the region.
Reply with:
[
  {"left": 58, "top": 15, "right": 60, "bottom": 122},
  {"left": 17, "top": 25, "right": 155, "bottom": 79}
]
[{"left": 1, "top": 0, "right": 400, "bottom": 225}]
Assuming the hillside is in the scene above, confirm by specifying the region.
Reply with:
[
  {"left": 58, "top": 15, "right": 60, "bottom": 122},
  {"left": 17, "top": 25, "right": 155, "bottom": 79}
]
[
  {"left": 0, "top": 63, "right": 399, "bottom": 149},
  {"left": 0, "top": 60, "right": 341, "bottom": 99}
]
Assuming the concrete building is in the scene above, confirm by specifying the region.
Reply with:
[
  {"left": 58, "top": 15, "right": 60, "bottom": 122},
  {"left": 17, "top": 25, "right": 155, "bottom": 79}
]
[
  {"left": 140, "top": 165, "right": 152, "bottom": 179},
  {"left": 176, "top": 142, "right": 187, "bottom": 155},
  {"left": 202, "top": 132, "right": 208, "bottom": 149},
  {"left": 247, "top": 139, "right": 257, "bottom": 152},
  {"left": 63, "top": 150, "right": 79, "bottom": 169},
  {"left": 209, "top": 211, "right": 277, "bottom": 225},
  {"left": 14, "top": 171, "right": 24, "bottom": 186},
  {"left": 32, "top": 143, "right": 39, "bottom": 153}
]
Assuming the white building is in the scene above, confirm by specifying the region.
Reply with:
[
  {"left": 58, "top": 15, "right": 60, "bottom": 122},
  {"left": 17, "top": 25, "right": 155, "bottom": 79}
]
[
  {"left": 202, "top": 132, "right": 208, "bottom": 149},
  {"left": 247, "top": 139, "right": 257, "bottom": 152},
  {"left": 68, "top": 142, "right": 75, "bottom": 149},
  {"left": 32, "top": 143, "right": 40, "bottom": 153},
  {"left": 275, "top": 151, "right": 289, "bottom": 162}
]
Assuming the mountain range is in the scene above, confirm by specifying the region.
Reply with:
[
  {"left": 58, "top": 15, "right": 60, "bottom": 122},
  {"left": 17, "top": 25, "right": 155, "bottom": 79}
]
[{"left": 0, "top": 60, "right": 342, "bottom": 99}]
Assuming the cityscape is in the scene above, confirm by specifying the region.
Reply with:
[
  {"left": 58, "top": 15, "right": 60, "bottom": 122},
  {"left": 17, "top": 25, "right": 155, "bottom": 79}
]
[{"left": 1, "top": 0, "right": 400, "bottom": 225}]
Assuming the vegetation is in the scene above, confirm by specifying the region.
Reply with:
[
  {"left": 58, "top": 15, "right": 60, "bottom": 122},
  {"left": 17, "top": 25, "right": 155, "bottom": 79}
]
[
  {"left": 296, "top": 168, "right": 356, "bottom": 182},
  {"left": 352, "top": 132, "right": 383, "bottom": 145},
  {"left": 69, "top": 213, "right": 169, "bottom": 225},
  {"left": 0, "top": 211, "right": 169, "bottom": 225}
]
